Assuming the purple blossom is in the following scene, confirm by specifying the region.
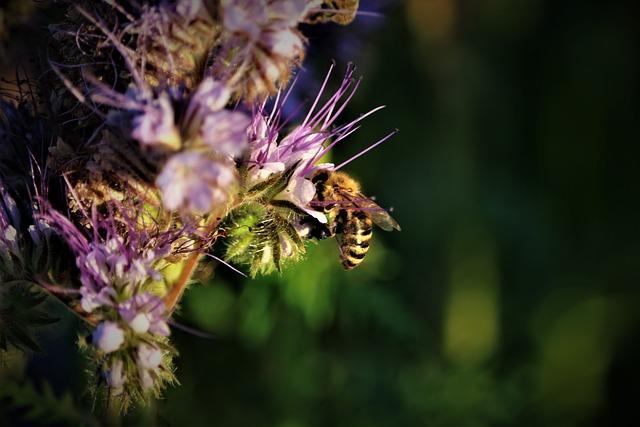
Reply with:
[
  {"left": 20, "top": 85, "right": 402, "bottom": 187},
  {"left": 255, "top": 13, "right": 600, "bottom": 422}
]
[
  {"left": 118, "top": 293, "right": 170, "bottom": 337},
  {"left": 93, "top": 321, "right": 125, "bottom": 353},
  {"left": 131, "top": 94, "right": 181, "bottom": 151},
  {"left": 245, "top": 64, "right": 390, "bottom": 222},
  {"left": 186, "top": 78, "right": 232, "bottom": 119},
  {"left": 40, "top": 202, "right": 176, "bottom": 315},
  {"left": 80, "top": 286, "right": 117, "bottom": 314},
  {"left": 201, "top": 110, "right": 251, "bottom": 158},
  {"left": 182, "top": 77, "right": 251, "bottom": 158},
  {"left": 156, "top": 152, "right": 237, "bottom": 215},
  {"left": 77, "top": 237, "right": 163, "bottom": 313}
]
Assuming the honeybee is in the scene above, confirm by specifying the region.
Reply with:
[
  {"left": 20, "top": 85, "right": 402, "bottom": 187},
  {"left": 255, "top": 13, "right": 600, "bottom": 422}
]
[{"left": 309, "top": 169, "right": 400, "bottom": 270}]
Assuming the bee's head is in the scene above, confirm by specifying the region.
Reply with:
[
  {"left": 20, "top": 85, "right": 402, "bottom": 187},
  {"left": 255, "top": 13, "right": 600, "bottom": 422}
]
[
  {"left": 327, "top": 171, "right": 361, "bottom": 194},
  {"left": 311, "top": 170, "right": 330, "bottom": 185}
]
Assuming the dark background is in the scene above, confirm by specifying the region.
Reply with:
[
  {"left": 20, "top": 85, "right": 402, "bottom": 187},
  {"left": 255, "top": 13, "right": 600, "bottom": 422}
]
[{"left": 1, "top": 0, "right": 639, "bottom": 426}]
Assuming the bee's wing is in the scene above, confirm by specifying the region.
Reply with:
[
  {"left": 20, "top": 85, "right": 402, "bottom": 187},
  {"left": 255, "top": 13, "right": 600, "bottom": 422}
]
[{"left": 343, "top": 192, "right": 401, "bottom": 232}]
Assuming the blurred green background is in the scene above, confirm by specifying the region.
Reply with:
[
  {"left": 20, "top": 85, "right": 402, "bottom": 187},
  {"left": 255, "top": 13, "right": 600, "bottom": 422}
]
[{"left": 2, "top": 0, "right": 640, "bottom": 426}]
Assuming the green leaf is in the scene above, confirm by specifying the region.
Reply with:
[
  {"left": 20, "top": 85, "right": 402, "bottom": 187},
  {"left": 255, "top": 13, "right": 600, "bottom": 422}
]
[{"left": 0, "top": 379, "right": 98, "bottom": 426}]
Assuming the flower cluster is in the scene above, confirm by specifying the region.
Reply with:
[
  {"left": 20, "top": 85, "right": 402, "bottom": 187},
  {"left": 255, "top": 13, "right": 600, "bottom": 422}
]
[
  {"left": 0, "top": 184, "right": 21, "bottom": 270},
  {"left": 245, "top": 64, "right": 367, "bottom": 221},
  {"left": 214, "top": 0, "right": 321, "bottom": 101},
  {"left": 0, "top": 0, "right": 399, "bottom": 412},
  {"left": 149, "top": 78, "right": 251, "bottom": 215},
  {"left": 40, "top": 201, "right": 180, "bottom": 407}
]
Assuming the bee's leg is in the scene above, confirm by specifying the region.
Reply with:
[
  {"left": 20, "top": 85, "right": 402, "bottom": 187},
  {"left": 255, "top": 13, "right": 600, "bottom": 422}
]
[
  {"left": 313, "top": 223, "right": 333, "bottom": 240},
  {"left": 301, "top": 217, "right": 334, "bottom": 240}
]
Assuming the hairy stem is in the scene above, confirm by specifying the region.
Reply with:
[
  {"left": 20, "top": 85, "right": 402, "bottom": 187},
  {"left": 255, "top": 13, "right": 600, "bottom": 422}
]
[
  {"left": 162, "top": 201, "right": 235, "bottom": 315},
  {"left": 163, "top": 251, "right": 203, "bottom": 315}
]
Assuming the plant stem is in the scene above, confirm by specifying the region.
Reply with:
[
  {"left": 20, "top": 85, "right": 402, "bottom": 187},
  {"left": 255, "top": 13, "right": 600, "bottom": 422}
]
[
  {"left": 163, "top": 251, "right": 203, "bottom": 315},
  {"left": 162, "top": 205, "right": 231, "bottom": 314}
]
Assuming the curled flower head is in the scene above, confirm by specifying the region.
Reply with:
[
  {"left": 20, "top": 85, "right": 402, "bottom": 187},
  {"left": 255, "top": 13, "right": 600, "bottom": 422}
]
[
  {"left": 156, "top": 152, "right": 237, "bottom": 215},
  {"left": 77, "top": 237, "right": 164, "bottom": 313},
  {"left": 221, "top": 65, "right": 395, "bottom": 276},
  {"left": 93, "top": 321, "right": 125, "bottom": 354},
  {"left": 215, "top": 0, "right": 322, "bottom": 101},
  {"left": 40, "top": 200, "right": 177, "bottom": 316}
]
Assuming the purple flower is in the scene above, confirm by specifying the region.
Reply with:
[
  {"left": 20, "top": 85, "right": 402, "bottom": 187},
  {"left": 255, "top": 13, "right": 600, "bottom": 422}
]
[
  {"left": 131, "top": 94, "right": 181, "bottom": 151},
  {"left": 118, "top": 293, "right": 170, "bottom": 337},
  {"left": 186, "top": 78, "right": 232, "bottom": 119},
  {"left": 181, "top": 77, "right": 250, "bottom": 158},
  {"left": 40, "top": 201, "right": 176, "bottom": 316},
  {"left": 77, "top": 237, "right": 162, "bottom": 312},
  {"left": 245, "top": 64, "right": 396, "bottom": 224},
  {"left": 156, "top": 152, "right": 237, "bottom": 214},
  {"left": 80, "top": 286, "right": 117, "bottom": 314},
  {"left": 201, "top": 110, "right": 251, "bottom": 158},
  {"left": 93, "top": 321, "right": 125, "bottom": 353}
]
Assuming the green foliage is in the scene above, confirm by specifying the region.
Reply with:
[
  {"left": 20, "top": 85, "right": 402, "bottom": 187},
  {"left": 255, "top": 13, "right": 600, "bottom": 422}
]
[
  {"left": 0, "top": 282, "right": 58, "bottom": 353},
  {"left": 399, "top": 363, "right": 524, "bottom": 426},
  {"left": 0, "top": 379, "right": 97, "bottom": 426},
  {"left": 0, "top": 186, "right": 74, "bottom": 357}
]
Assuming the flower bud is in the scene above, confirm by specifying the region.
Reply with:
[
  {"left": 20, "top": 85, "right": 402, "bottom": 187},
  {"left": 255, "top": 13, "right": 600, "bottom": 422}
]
[
  {"left": 140, "top": 369, "right": 155, "bottom": 390},
  {"left": 93, "top": 321, "right": 125, "bottom": 353},
  {"left": 131, "top": 95, "right": 181, "bottom": 151},
  {"left": 130, "top": 313, "right": 152, "bottom": 334},
  {"left": 105, "top": 359, "right": 126, "bottom": 389},
  {"left": 137, "top": 343, "right": 163, "bottom": 370}
]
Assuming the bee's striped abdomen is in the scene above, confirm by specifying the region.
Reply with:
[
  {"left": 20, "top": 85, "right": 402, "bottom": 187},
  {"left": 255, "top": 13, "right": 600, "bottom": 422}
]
[{"left": 339, "top": 211, "right": 373, "bottom": 270}]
